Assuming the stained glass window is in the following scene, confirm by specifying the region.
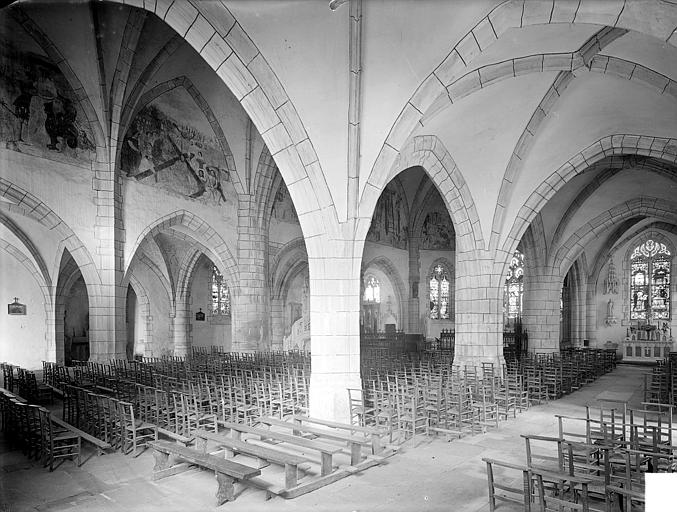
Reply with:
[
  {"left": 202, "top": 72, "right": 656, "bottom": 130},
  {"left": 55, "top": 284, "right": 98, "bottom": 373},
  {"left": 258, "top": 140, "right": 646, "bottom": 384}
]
[
  {"left": 630, "top": 239, "right": 671, "bottom": 320},
  {"left": 504, "top": 250, "right": 524, "bottom": 320},
  {"left": 363, "top": 275, "right": 380, "bottom": 303},
  {"left": 211, "top": 266, "right": 230, "bottom": 316},
  {"left": 429, "top": 264, "right": 450, "bottom": 320}
]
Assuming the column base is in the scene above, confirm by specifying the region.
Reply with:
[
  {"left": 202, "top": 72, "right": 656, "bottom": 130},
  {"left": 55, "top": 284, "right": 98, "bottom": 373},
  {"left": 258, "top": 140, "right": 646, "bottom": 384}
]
[
  {"left": 453, "top": 353, "right": 505, "bottom": 370},
  {"left": 309, "top": 372, "right": 362, "bottom": 423}
]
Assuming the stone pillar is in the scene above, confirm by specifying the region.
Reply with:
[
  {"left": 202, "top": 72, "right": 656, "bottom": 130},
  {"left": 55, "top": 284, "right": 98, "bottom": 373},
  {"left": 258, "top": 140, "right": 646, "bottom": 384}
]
[
  {"left": 453, "top": 250, "right": 505, "bottom": 368},
  {"left": 522, "top": 264, "right": 561, "bottom": 353},
  {"left": 173, "top": 302, "right": 190, "bottom": 357},
  {"left": 308, "top": 238, "right": 362, "bottom": 423},
  {"left": 408, "top": 237, "right": 421, "bottom": 333},
  {"left": 233, "top": 195, "right": 269, "bottom": 352},
  {"left": 90, "top": 155, "right": 126, "bottom": 362},
  {"left": 270, "top": 297, "right": 284, "bottom": 350},
  {"left": 585, "top": 282, "right": 598, "bottom": 347}
]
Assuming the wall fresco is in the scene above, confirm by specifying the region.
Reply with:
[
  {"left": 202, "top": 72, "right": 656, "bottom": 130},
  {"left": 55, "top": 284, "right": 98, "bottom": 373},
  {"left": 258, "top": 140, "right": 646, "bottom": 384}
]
[
  {"left": 421, "top": 210, "right": 454, "bottom": 250},
  {"left": 121, "top": 87, "right": 233, "bottom": 206},
  {"left": 366, "top": 181, "right": 408, "bottom": 249},
  {"left": 0, "top": 38, "right": 95, "bottom": 161},
  {"left": 271, "top": 181, "right": 298, "bottom": 223}
]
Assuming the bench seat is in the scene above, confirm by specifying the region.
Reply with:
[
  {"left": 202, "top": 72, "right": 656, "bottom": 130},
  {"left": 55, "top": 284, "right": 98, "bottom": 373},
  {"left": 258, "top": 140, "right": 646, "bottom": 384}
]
[
  {"left": 258, "top": 416, "right": 370, "bottom": 465},
  {"left": 195, "top": 429, "right": 308, "bottom": 490},
  {"left": 218, "top": 420, "right": 341, "bottom": 476},
  {"left": 148, "top": 440, "right": 260, "bottom": 506},
  {"left": 50, "top": 416, "right": 111, "bottom": 455}
]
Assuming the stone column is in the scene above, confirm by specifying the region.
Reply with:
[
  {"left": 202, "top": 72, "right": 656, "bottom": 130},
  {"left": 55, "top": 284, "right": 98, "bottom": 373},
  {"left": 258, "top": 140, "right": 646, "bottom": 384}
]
[
  {"left": 522, "top": 264, "right": 561, "bottom": 353},
  {"left": 173, "top": 302, "right": 190, "bottom": 357},
  {"left": 270, "top": 298, "right": 284, "bottom": 350},
  {"left": 233, "top": 195, "right": 269, "bottom": 352},
  {"left": 453, "top": 249, "right": 505, "bottom": 368},
  {"left": 90, "top": 156, "right": 126, "bottom": 362},
  {"left": 408, "top": 237, "right": 421, "bottom": 333},
  {"left": 308, "top": 238, "right": 362, "bottom": 423}
]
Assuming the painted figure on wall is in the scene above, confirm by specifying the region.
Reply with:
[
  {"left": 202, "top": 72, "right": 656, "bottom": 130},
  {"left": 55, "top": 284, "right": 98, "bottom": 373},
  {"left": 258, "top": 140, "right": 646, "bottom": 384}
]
[
  {"left": 0, "top": 34, "right": 95, "bottom": 160},
  {"left": 271, "top": 181, "right": 298, "bottom": 223},
  {"left": 421, "top": 210, "right": 454, "bottom": 250},
  {"left": 366, "top": 181, "right": 408, "bottom": 249},
  {"left": 121, "top": 87, "right": 232, "bottom": 206}
]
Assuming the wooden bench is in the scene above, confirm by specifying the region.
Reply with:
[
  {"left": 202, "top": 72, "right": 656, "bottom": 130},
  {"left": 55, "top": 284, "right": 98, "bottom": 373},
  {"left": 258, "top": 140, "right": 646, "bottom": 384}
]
[
  {"left": 51, "top": 416, "right": 111, "bottom": 455},
  {"left": 0, "top": 386, "right": 26, "bottom": 403},
  {"left": 148, "top": 440, "right": 260, "bottom": 506},
  {"left": 290, "top": 414, "right": 385, "bottom": 454},
  {"left": 194, "top": 429, "right": 309, "bottom": 492},
  {"left": 218, "top": 420, "right": 341, "bottom": 476},
  {"left": 258, "top": 416, "right": 370, "bottom": 466},
  {"left": 157, "top": 427, "right": 193, "bottom": 447}
]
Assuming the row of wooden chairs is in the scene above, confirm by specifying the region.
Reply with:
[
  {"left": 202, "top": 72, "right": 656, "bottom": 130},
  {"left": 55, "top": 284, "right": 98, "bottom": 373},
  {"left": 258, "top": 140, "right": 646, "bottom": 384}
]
[
  {"left": 349, "top": 349, "right": 616, "bottom": 444},
  {"left": 2, "top": 362, "right": 53, "bottom": 404},
  {"left": 486, "top": 403, "right": 676, "bottom": 511},
  {"left": 0, "top": 389, "right": 80, "bottom": 471},
  {"left": 643, "top": 352, "right": 677, "bottom": 406},
  {"left": 62, "top": 384, "right": 156, "bottom": 456},
  {"left": 45, "top": 359, "right": 310, "bottom": 438}
]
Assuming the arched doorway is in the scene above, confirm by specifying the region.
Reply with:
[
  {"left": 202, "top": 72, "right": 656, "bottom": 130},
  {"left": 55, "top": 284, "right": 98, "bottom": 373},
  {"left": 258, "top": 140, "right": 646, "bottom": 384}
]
[{"left": 56, "top": 250, "right": 89, "bottom": 365}]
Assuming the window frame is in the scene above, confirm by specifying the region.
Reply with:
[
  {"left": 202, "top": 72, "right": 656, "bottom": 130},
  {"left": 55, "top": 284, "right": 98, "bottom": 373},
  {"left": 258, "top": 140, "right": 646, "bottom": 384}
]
[
  {"left": 363, "top": 274, "right": 381, "bottom": 304},
  {"left": 429, "top": 263, "right": 451, "bottom": 320},
  {"left": 504, "top": 250, "right": 524, "bottom": 322},
  {"left": 211, "top": 265, "right": 231, "bottom": 317},
  {"left": 629, "top": 239, "right": 671, "bottom": 321}
]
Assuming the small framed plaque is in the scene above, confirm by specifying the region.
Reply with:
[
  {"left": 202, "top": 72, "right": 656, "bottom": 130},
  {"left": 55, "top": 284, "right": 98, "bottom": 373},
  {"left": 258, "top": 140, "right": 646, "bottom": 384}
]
[
  {"left": 8, "top": 298, "right": 26, "bottom": 315},
  {"left": 195, "top": 308, "right": 205, "bottom": 321}
]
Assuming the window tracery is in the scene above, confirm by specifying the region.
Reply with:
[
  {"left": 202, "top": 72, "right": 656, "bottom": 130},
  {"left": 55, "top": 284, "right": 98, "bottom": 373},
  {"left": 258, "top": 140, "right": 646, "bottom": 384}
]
[
  {"left": 211, "top": 265, "right": 231, "bottom": 316},
  {"left": 429, "top": 264, "right": 450, "bottom": 320},
  {"left": 504, "top": 250, "right": 524, "bottom": 321},
  {"left": 630, "top": 239, "right": 670, "bottom": 321}
]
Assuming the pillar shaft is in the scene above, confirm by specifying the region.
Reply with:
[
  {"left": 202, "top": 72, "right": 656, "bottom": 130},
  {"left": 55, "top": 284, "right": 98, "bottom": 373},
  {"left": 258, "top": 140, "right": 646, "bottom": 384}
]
[
  {"left": 453, "top": 250, "right": 505, "bottom": 368},
  {"left": 234, "top": 196, "right": 269, "bottom": 352}
]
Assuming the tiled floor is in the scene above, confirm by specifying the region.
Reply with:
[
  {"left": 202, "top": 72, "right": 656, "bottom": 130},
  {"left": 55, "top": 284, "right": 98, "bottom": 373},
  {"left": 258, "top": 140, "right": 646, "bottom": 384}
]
[{"left": 0, "top": 365, "right": 666, "bottom": 511}]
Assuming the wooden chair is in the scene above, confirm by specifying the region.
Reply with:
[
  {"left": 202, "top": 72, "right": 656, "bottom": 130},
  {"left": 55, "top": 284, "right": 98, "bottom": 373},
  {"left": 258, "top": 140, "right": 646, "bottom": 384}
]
[
  {"left": 483, "top": 457, "right": 533, "bottom": 511},
  {"left": 117, "top": 400, "right": 157, "bottom": 456},
  {"left": 37, "top": 406, "right": 81, "bottom": 471},
  {"left": 347, "top": 387, "right": 372, "bottom": 427},
  {"left": 604, "top": 449, "right": 645, "bottom": 512},
  {"left": 533, "top": 469, "right": 605, "bottom": 512}
]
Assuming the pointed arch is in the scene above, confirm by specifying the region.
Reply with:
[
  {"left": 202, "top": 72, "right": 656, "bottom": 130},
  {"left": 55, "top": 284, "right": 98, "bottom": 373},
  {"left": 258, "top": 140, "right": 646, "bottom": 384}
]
[
  {"left": 0, "top": 179, "right": 102, "bottom": 303},
  {"left": 502, "top": 136, "right": 677, "bottom": 261},
  {"left": 104, "top": 0, "right": 335, "bottom": 238},
  {"left": 362, "top": 135, "right": 482, "bottom": 255},
  {"left": 362, "top": 255, "right": 408, "bottom": 331},
  {"left": 126, "top": 210, "right": 238, "bottom": 288}
]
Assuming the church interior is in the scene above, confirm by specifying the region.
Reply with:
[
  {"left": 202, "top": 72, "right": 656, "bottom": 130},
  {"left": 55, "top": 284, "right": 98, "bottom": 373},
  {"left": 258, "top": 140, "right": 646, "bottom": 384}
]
[{"left": 1, "top": 0, "right": 677, "bottom": 510}]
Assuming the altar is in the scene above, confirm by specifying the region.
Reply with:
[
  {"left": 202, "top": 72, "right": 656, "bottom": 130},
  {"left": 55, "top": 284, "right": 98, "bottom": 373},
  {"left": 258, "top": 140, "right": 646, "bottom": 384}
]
[{"left": 621, "top": 322, "right": 674, "bottom": 363}]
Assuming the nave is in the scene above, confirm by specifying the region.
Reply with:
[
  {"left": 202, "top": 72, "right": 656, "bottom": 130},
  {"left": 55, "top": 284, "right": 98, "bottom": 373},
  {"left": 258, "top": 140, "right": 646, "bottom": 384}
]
[{"left": 1, "top": 355, "right": 673, "bottom": 511}]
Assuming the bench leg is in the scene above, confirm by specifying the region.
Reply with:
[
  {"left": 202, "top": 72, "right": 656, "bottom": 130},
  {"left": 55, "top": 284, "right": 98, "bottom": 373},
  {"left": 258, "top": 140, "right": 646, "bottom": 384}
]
[
  {"left": 350, "top": 442, "right": 361, "bottom": 466},
  {"left": 371, "top": 434, "right": 383, "bottom": 454},
  {"left": 320, "top": 452, "right": 332, "bottom": 476},
  {"left": 152, "top": 450, "right": 170, "bottom": 472},
  {"left": 215, "top": 472, "right": 235, "bottom": 506},
  {"left": 195, "top": 437, "right": 207, "bottom": 453},
  {"left": 284, "top": 463, "right": 298, "bottom": 489}
]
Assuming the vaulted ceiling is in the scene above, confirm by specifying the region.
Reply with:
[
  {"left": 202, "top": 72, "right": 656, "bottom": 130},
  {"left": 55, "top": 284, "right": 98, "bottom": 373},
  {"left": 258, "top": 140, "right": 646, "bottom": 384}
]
[{"left": 2, "top": 0, "right": 677, "bottom": 278}]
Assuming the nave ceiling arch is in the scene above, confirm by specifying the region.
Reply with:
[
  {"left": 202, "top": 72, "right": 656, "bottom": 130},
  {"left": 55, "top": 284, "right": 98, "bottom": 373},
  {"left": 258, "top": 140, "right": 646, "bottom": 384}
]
[{"left": 1, "top": 0, "right": 676, "bottom": 418}]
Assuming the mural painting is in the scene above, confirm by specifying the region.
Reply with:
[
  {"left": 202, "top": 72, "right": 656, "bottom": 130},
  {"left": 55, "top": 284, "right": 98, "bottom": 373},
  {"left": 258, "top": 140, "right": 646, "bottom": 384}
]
[
  {"left": 0, "top": 34, "right": 95, "bottom": 161},
  {"left": 421, "top": 210, "right": 454, "bottom": 250},
  {"left": 271, "top": 181, "right": 298, "bottom": 223},
  {"left": 121, "top": 87, "right": 233, "bottom": 206},
  {"left": 366, "top": 181, "right": 408, "bottom": 249}
]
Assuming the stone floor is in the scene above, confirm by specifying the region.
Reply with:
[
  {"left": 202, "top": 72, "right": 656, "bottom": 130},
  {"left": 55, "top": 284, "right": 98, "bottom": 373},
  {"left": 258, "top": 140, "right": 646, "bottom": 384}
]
[{"left": 0, "top": 364, "right": 670, "bottom": 512}]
